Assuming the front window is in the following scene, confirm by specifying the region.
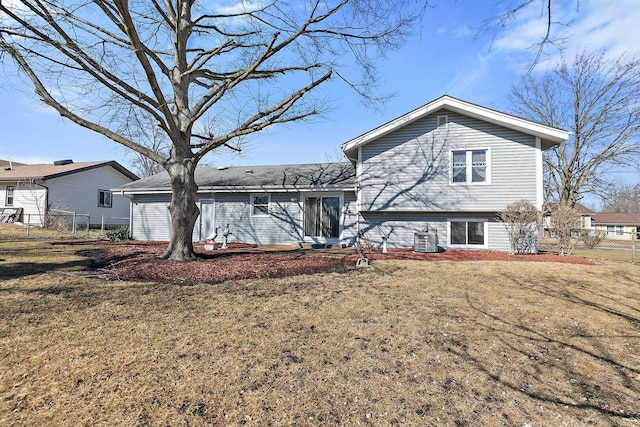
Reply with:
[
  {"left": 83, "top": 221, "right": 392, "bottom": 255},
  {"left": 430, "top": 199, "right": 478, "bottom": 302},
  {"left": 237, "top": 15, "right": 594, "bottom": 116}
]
[
  {"left": 450, "top": 220, "right": 486, "bottom": 246},
  {"left": 6, "top": 186, "right": 14, "bottom": 206},
  {"left": 607, "top": 225, "right": 624, "bottom": 236},
  {"left": 451, "top": 149, "right": 488, "bottom": 184},
  {"left": 251, "top": 194, "right": 270, "bottom": 216},
  {"left": 98, "top": 190, "right": 112, "bottom": 208}
]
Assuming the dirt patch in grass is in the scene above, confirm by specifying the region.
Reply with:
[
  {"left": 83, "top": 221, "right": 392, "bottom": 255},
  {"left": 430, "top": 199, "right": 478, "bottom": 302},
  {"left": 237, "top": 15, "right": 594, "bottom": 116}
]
[{"left": 80, "top": 241, "right": 594, "bottom": 283}]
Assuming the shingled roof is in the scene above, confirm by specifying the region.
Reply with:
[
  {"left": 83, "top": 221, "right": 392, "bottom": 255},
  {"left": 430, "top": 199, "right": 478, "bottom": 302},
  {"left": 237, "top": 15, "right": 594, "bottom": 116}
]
[
  {"left": 592, "top": 212, "right": 640, "bottom": 225},
  {"left": 118, "top": 162, "right": 356, "bottom": 193},
  {"left": 0, "top": 160, "right": 138, "bottom": 182}
]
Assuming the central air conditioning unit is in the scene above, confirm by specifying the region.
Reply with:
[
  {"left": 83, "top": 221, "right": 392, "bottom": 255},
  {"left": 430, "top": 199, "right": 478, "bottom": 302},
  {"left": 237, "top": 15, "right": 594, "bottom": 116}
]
[{"left": 414, "top": 230, "right": 438, "bottom": 253}]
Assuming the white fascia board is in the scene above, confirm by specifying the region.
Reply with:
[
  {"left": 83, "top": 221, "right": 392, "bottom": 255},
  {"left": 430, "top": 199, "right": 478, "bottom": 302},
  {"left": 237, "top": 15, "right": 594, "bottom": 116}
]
[
  {"left": 120, "top": 186, "right": 355, "bottom": 195},
  {"left": 341, "top": 95, "right": 570, "bottom": 152},
  {"left": 199, "top": 185, "right": 355, "bottom": 193}
]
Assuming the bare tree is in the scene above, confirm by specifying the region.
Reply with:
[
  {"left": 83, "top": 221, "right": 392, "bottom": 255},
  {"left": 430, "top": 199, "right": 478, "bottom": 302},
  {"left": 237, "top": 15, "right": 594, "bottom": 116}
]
[
  {"left": 549, "top": 202, "right": 580, "bottom": 256},
  {"left": 0, "top": 0, "right": 427, "bottom": 260},
  {"left": 499, "top": 199, "right": 541, "bottom": 255},
  {"left": 118, "top": 111, "right": 169, "bottom": 178},
  {"left": 510, "top": 50, "right": 640, "bottom": 207},
  {"left": 601, "top": 183, "right": 640, "bottom": 213}
]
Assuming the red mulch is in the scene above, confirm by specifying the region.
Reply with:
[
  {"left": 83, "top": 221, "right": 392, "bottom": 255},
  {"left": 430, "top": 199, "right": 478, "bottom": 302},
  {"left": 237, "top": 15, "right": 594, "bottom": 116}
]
[{"left": 79, "top": 241, "right": 594, "bottom": 284}]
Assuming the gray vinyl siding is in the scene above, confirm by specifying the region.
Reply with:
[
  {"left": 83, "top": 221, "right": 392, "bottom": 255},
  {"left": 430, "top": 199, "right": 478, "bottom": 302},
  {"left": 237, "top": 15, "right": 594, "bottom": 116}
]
[
  {"left": 214, "top": 193, "right": 304, "bottom": 245},
  {"left": 342, "top": 192, "right": 358, "bottom": 246},
  {"left": 130, "top": 190, "right": 358, "bottom": 246},
  {"left": 359, "top": 110, "right": 538, "bottom": 212},
  {"left": 131, "top": 195, "right": 172, "bottom": 241},
  {"left": 358, "top": 211, "right": 510, "bottom": 251},
  {"left": 358, "top": 212, "right": 447, "bottom": 249}
]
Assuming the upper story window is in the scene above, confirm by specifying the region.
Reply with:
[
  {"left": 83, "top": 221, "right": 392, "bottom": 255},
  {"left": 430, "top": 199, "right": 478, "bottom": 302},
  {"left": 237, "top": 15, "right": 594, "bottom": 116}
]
[
  {"left": 98, "top": 190, "right": 112, "bottom": 208},
  {"left": 5, "top": 186, "right": 14, "bottom": 206},
  {"left": 451, "top": 149, "right": 489, "bottom": 184},
  {"left": 437, "top": 115, "right": 448, "bottom": 128},
  {"left": 251, "top": 194, "right": 270, "bottom": 216}
]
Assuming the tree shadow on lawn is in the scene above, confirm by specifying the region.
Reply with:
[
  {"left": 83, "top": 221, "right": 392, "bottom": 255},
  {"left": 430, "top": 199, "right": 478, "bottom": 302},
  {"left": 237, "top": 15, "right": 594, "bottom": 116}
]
[
  {"left": 0, "top": 259, "right": 91, "bottom": 281},
  {"left": 452, "top": 276, "right": 640, "bottom": 423}
]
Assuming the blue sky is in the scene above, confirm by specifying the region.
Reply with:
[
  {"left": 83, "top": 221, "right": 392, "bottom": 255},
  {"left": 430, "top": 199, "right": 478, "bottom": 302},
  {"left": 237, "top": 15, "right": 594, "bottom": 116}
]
[{"left": 1, "top": 0, "right": 639, "bottom": 197}]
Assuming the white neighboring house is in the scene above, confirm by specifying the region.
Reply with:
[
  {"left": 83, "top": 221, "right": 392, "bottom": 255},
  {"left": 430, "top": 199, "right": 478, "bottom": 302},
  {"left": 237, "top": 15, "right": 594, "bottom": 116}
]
[{"left": 0, "top": 159, "right": 138, "bottom": 227}]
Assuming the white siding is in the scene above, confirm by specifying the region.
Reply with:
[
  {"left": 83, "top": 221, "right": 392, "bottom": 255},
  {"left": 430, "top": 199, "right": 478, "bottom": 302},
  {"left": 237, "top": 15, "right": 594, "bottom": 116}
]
[
  {"left": 48, "top": 166, "right": 133, "bottom": 226},
  {"left": 1, "top": 183, "right": 47, "bottom": 225}
]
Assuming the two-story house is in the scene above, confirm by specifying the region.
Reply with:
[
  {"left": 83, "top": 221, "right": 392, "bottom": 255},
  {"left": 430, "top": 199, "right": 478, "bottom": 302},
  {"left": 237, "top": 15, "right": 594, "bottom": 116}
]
[{"left": 117, "top": 95, "right": 570, "bottom": 251}]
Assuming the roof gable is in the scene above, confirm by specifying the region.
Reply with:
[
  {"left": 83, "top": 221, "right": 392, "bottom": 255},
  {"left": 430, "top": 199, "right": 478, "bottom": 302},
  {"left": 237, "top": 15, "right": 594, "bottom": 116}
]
[{"left": 341, "top": 95, "right": 571, "bottom": 154}]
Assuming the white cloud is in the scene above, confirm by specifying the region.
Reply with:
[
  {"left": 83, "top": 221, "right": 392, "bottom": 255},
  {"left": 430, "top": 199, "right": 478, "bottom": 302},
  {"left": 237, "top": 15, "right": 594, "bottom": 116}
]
[{"left": 489, "top": 0, "right": 640, "bottom": 72}]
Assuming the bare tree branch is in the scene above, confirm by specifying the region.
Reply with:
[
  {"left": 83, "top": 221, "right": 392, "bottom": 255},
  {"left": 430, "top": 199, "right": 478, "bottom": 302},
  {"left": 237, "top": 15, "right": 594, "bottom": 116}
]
[{"left": 511, "top": 50, "right": 640, "bottom": 207}]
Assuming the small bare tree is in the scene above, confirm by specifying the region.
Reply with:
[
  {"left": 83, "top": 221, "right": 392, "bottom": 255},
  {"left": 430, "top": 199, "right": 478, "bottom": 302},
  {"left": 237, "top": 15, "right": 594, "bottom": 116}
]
[
  {"left": 499, "top": 199, "right": 541, "bottom": 255},
  {"left": 550, "top": 203, "right": 580, "bottom": 255}
]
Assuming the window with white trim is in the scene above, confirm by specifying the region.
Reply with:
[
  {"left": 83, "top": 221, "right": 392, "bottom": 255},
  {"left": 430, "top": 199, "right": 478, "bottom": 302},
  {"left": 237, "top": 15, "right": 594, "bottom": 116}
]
[
  {"left": 251, "top": 194, "right": 270, "bottom": 216},
  {"left": 437, "top": 115, "right": 448, "bottom": 128},
  {"left": 98, "top": 189, "right": 112, "bottom": 208},
  {"left": 449, "top": 220, "right": 487, "bottom": 246},
  {"left": 451, "top": 149, "right": 488, "bottom": 184},
  {"left": 6, "top": 186, "right": 14, "bottom": 206},
  {"left": 607, "top": 225, "right": 624, "bottom": 236}
]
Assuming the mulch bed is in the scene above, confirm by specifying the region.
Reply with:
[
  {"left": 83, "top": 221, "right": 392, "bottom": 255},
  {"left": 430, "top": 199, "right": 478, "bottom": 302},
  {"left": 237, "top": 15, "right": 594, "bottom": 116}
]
[{"left": 78, "top": 241, "right": 594, "bottom": 284}]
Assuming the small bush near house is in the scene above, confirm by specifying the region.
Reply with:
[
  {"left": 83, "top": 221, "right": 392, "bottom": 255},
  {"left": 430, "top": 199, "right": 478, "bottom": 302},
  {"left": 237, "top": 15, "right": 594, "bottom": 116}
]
[
  {"left": 580, "top": 229, "right": 607, "bottom": 249},
  {"left": 102, "top": 225, "right": 130, "bottom": 241}
]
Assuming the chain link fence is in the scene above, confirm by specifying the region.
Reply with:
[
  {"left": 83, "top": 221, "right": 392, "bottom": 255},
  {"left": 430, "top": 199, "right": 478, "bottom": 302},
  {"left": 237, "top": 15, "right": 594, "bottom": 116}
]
[
  {"left": 539, "top": 230, "right": 638, "bottom": 264},
  {"left": 0, "top": 211, "right": 128, "bottom": 240}
]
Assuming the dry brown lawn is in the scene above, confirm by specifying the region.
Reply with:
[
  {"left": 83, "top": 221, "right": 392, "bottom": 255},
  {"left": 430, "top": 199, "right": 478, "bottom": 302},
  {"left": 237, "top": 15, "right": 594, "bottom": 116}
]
[{"left": 1, "top": 233, "right": 639, "bottom": 426}]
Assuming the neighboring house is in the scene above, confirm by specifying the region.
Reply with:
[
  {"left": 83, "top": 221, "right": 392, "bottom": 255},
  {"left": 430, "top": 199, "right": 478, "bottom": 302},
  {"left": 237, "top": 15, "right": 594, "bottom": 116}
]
[
  {"left": 0, "top": 160, "right": 138, "bottom": 227},
  {"left": 591, "top": 212, "right": 640, "bottom": 240},
  {"left": 542, "top": 202, "right": 595, "bottom": 237},
  {"left": 116, "top": 95, "right": 570, "bottom": 251}
]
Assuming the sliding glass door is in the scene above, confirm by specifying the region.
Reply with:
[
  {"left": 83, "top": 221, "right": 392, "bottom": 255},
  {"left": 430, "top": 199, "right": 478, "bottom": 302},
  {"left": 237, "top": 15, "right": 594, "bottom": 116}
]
[{"left": 304, "top": 196, "right": 340, "bottom": 238}]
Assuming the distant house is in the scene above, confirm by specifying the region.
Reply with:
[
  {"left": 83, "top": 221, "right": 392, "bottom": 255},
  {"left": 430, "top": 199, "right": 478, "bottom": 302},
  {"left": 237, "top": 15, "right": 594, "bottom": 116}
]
[
  {"left": 0, "top": 159, "right": 138, "bottom": 227},
  {"left": 117, "top": 95, "right": 570, "bottom": 251},
  {"left": 542, "top": 202, "right": 596, "bottom": 237},
  {"left": 591, "top": 212, "right": 640, "bottom": 239}
]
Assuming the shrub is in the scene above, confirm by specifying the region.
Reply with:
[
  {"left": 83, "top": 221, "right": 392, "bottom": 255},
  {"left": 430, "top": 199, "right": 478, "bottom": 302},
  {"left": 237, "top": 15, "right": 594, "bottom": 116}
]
[
  {"left": 103, "top": 226, "right": 130, "bottom": 241},
  {"left": 580, "top": 229, "right": 606, "bottom": 249},
  {"left": 499, "top": 200, "right": 541, "bottom": 255}
]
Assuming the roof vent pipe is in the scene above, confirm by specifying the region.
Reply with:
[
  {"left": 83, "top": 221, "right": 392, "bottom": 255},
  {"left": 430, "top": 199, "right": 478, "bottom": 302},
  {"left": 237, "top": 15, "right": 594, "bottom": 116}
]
[{"left": 54, "top": 159, "right": 74, "bottom": 166}]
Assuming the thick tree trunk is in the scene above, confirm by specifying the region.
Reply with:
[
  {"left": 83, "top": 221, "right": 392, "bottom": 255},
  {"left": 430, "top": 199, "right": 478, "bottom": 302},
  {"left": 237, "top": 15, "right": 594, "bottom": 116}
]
[{"left": 160, "top": 160, "right": 200, "bottom": 261}]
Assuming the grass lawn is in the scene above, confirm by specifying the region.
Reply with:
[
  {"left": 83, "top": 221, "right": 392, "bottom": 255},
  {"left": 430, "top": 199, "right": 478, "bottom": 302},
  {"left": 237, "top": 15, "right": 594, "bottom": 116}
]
[{"left": 1, "top": 236, "right": 639, "bottom": 425}]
